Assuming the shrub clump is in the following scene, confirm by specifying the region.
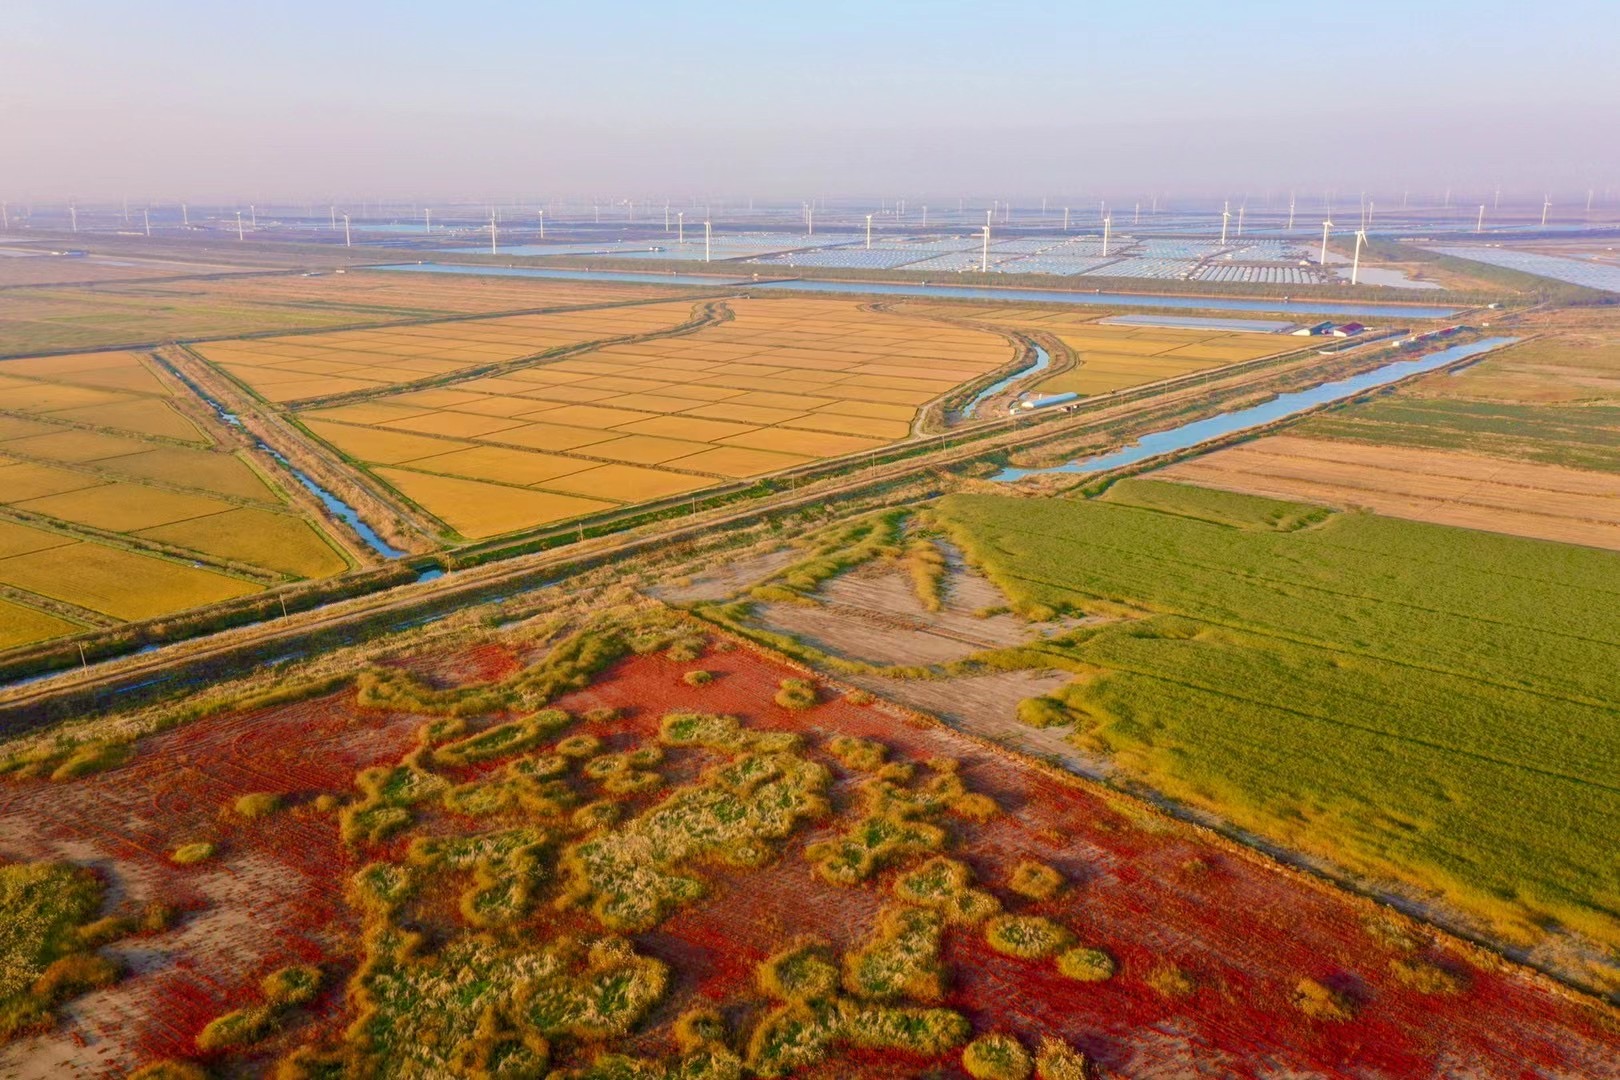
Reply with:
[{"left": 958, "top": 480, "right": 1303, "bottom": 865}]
[
  {"left": 0, "top": 861, "right": 121, "bottom": 1042},
  {"left": 893, "top": 858, "right": 1001, "bottom": 925},
  {"left": 1145, "top": 963, "right": 1197, "bottom": 999},
  {"left": 261, "top": 964, "right": 322, "bottom": 1007},
  {"left": 1388, "top": 957, "right": 1468, "bottom": 994},
  {"left": 232, "top": 793, "right": 282, "bottom": 819},
  {"left": 170, "top": 843, "right": 217, "bottom": 866},
  {"left": 195, "top": 1005, "right": 274, "bottom": 1051},
  {"left": 825, "top": 736, "right": 887, "bottom": 772},
  {"left": 683, "top": 670, "right": 714, "bottom": 687},
  {"left": 1056, "top": 947, "right": 1115, "bottom": 983},
  {"left": 774, "top": 679, "right": 818, "bottom": 710},
  {"left": 963, "top": 1033, "right": 1034, "bottom": 1080},
  {"left": 1293, "top": 977, "right": 1356, "bottom": 1021},
  {"left": 842, "top": 906, "right": 946, "bottom": 1002},
  {"left": 984, "top": 916, "right": 1073, "bottom": 960},
  {"left": 1007, "top": 861, "right": 1063, "bottom": 901},
  {"left": 1034, "top": 1037, "right": 1096, "bottom": 1080}
]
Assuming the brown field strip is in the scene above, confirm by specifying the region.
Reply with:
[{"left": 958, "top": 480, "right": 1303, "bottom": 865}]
[{"left": 1157, "top": 435, "right": 1620, "bottom": 550}]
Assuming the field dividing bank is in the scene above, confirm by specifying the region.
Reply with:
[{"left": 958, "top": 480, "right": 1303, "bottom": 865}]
[
  {"left": 287, "top": 297, "right": 1018, "bottom": 539},
  {"left": 1, "top": 613, "right": 1616, "bottom": 1077},
  {"left": 930, "top": 481, "right": 1620, "bottom": 988},
  {"left": 1157, "top": 434, "right": 1620, "bottom": 550},
  {"left": 0, "top": 328, "right": 1426, "bottom": 691}
]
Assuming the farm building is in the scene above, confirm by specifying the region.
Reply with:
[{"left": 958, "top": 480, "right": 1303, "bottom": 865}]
[{"left": 1292, "top": 321, "right": 1334, "bottom": 336}]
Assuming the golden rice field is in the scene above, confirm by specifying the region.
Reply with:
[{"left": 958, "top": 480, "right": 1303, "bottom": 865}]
[
  {"left": 907, "top": 303, "right": 1299, "bottom": 395},
  {"left": 0, "top": 351, "right": 352, "bottom": 647},
  {"left": 292, "top": 298, "right": 1015, "bottom": 538},
  {"left": 192, "top": 301, "right": 702, "bottom": 403}
]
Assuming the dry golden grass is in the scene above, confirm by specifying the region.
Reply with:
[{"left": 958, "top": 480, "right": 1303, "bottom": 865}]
[
  {"left": 0, "top": 459, "right": 107, "bottom": 503},
  {"left": 0, "top": 520, "right": 78, "bottom": 559}
]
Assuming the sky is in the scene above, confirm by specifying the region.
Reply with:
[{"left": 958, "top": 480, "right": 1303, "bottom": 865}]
[{"left": 3, "top": 0, "right": 1617, "bottom": 202}]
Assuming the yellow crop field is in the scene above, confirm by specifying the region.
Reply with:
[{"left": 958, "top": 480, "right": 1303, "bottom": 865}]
[
  {"left": 193, "top": 301, "right": 701, "bottom": 404},
  {"left": 0, "top": 541, "right": 261, "bottom": 621},
  {"left": 1, "top": 428, "right": 154, "bottom": 463},
  {"left": 0, "top": 519, "right": 77, "bottom": 559},
  {"left": 285, "top": 297, "right": 1015, "bottom": 536},
  {"left": 103, "top": 447, "right": 282, "bottom": 502},
  {"left": 372, "top": 467, "right": 616, "bottom": 538},
  {"left": 14, "top": 483, "right": 232, "bottom": 533},
  {"left": 0, "top": 458, "right": 107, "bottom": 503},
  {"left": 0, "top": 598, "right": 84, "bottom": 650},
  {"left": 138, "top": 508, "right": 350, "bottom": 579}
]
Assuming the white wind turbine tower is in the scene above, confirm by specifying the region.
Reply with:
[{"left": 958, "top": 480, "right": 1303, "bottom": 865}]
[
  {"left": 1350, "top": 228, "right": 1366, "bottom": 285},
  {"left": 807, "top": 206, "right": 814, "bottom": 236},
  {"left": 980, "top": 224, "right": 991, "bottom": 273},
  {"left": 865, "top": 213, "right": 873, "bottom": 249},
  {"left": 329, "top": 206, "right": 336, "bottom": 229},
  {"left": 1288, "top": 194, "right": 1296, "bottom": 231},
  {"left": 921, "top": 205, "right": 927, "bottom": 228},
  {"left": 678, "top": 211, "right": 685, "bottom": 244},
  {"left": 70, "top": 205, "right": 78, "bottom": 232},
  {"left": 1366, "top": 200, "right": 1374, "bottom": 228},
  {"left": 1102, "top": 214, "right": 1112, "bottom": 257},
  {"left": 1319, "top": 219, "right": 1333, "bottom": 266},
  {"left": 538, "top": 210, "right": 545, "bottom": 239},
  {"left": 424, "top": 208, "right": 431, "bottom": 233},
  {"left": 1220, "top": 201, "right": 1230, "bottom": 245},
  {"left": 1541, "top": 194, "right": 1552, "bottom": 226},
  {"left": 1477, "top": 205, "right": 1486, "bottom": 233},
  {"left": 1237, "top": 205, "right": 1245, "bottom": 237},
  {"left": 1063, "top": 207, "right": 1070, "bottom": 231},
  {"left": 236, "top": 211, "right": 245, "bottom": 240},
  {"left": 250, "top": 204, "right": 257, "bottom": 229},
  {"left": 1, "top": 202, "right": 8, "bottom": 230},
  {"left": 343, "top": 214, "right": 352, "bottom": 247},
  {"left": 143, "top": 208, "right": 151, "bottom": 237},
  {"left": 182, "top": 203, "right": 189, "bottom": 226},
  {"left": 490, "top": 212, "right": 499, "bottom": 255},
  {"left": 704, "top": 220, "right": 712, "bottom": 263},
  {"left": 1134, "top": 202, "right": 1141, "bottom": 226}
]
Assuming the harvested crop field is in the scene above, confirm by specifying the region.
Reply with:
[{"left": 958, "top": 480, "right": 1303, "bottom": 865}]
[
  {"left": 1157, "top": 434, "right": 1620, "bottom": 550},
  {"left": 2, "top": 624, "right": 1615, "bottom": 1078},
  {"left": 293, "top": 298, "right": 1015, "bottom": 538}
]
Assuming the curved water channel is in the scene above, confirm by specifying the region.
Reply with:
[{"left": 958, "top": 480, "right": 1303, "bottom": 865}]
[
  {"left": 993, "top": 337, "right": 1519, "bottom": 482},
  {"left": 961, "top": 345, "right": 1052, "bottom": 418},
  {"left": 372, "top": 262, "right": 1463, "bottom": 320}
]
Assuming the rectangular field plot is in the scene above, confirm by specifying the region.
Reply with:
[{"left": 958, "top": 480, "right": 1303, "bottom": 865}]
[
  {"left": 137, "top": 508, "right": 351, "bottom": 579},
  {"left": 292, "top": 297, "right": 1015, "bottom": 537},
  {"left": 194, "top": 301, "right": 702, "bottom": 404},
  {"left": 0, "top": 541, "right": 261, "bottom": 621},
  {"left": 371, "top": 468, "right": 617, "bottom": 538},
  {"left": 0, "top": 597, "right": 85, "bottom": 649}
]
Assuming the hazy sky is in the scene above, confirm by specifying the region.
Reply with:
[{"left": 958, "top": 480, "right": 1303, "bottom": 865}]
[{"left": 4, "top": 0, "right": 1616, "bottom": 201}]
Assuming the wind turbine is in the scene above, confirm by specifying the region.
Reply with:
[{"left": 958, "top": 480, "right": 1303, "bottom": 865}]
[
  {"left": 343, "top": 214, "right": 351, "bottom": 247},
  {"left": 329, "top": 205, "right": 336, "bottom": 229},
  {"left": 1063, "top": 207, "right": 1070, "bottom": 231},
  {"left": 1541, "top": 194, "right": 1552, "bottom": 226},
  {"left": 865, "top": 213, "right": 873, "bottom": 249},
  {"left": 1, "top": 202, "right": 7, "bottom": 230},
  {"left": 1476, "top": 205, "right": 1485, "bottom": 233},
  {"left": 704, "top": 220, "right": 712, "bottom": 263},
  {"left": 1237, "top": 205, "right": 1245, "bottom": 237},
  {"left": 1319, "top": 219, "right": 1333, "bottom": 266},
  {"left": 980, "top": 224, "right": 991, "bottom": 273},
  {"left": 424, "top": 208, "right": 431, "bottom": 232},
  {"left": 807, "top": 206, "right": 814, "bottom": 236},
  {"left": 236, "top": 211, "right": 244, "bottom": 241},
  {"left": 490, "top": 212, "right": 499, "bottom": 255},
  {"left": 182, "top": 203, "right": 189, "bottom": 226},
  {"left": 1288, "top": 194, "right": 1296, "bottom": 230},
  {"left": 921, "top": 205, "right": 927, "bottom": 228},
  {"left": 1102, "top": 214, "right": 1112, "bottom": 257},
  {"left": 1134, "top": 202, "right": 1141, "bottom": 226},
  {"left": 1366, "top": 200, "right": 1374, "bottom": 228},
  {"left": 1350, "top": 228, "right": 1366, "bottom": 285},
  {"left": 538, "top": 210, "right": 545, "bottom": 239},
  {"left": 1220, "top": 201, "right": 1230, "bottom": 245},
  {"left": 70, "top": 205, "right": 78, "bottom": 232},
  {"left": 664, "top": 203, "right": 670, "bottom": 232},
  {"left": 143, "top": 208, "right": 151, "bottom": 237},
  {"left": 250, "top": 204, "right": 257, "bottom": 229},
  {"left": 678, "top": 211, "right": 685, "bottom": 244}
]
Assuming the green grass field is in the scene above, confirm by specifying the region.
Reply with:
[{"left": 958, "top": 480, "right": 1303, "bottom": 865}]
[
  {"left": 933, "top": 481, "right": 1620, "bottom": 963},
  {"left": 1297, "top": 398, "right": 1620, "bottom": 473}
]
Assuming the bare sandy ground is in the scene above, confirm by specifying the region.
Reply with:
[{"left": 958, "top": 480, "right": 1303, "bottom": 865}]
[{"left": 1158, "top": 434, "right": 1620, "bottom": 550}]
